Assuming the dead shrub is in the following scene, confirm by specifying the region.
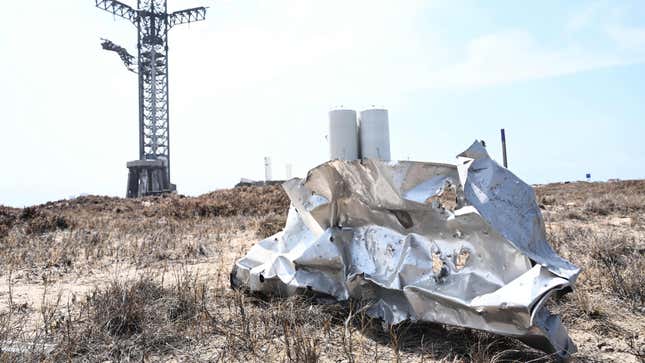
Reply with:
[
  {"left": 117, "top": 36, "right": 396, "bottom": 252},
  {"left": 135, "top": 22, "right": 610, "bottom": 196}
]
[
  {"left": 91, "top": 279, "right": 163, "bottom": 336},
  {"left": 19, "top": 207, "right": 37, "bottom": 221},
  {"left": 22, "top": 210, "right": 71, "bottom": 235},
  {"left": 539, "top": 195, "right": 557, "bottom": 206},
  {"left": 592, "top": 246, "right": 644, "bottom": 308},
  {"left": 0, "top": 206, "right": 18, "bottom": 240},
  {"left": 584, "top": 196, "right": 618, "bottom": 216},
  {"left": 283, "top": 321, "right": 320, "bottom": 363},
  {"left": 160, "top": 184, "right": 290, "bottom": 219},
  {"left": 256, "top": 214, "right": 285, "bottom": 238},
  {"left": 584, "top": 194, "right": 645, "bottom": 216},
  {"left": 52, "top": 273, "right": 208, "bottom": 361},
  {"left": 565, "top": 211, "right": 586, "bottom": 221},
  {"left": 552, "top": 289, "right": 605, "bottom": 322},
  {"left": 554, "top": 226, "right": 644, "bottom": 310}
]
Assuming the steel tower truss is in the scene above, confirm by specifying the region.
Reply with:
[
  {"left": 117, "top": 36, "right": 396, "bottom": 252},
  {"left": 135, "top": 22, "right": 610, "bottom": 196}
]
[{"left": 95, "top": 0, "right": 206, "bottom": 196}]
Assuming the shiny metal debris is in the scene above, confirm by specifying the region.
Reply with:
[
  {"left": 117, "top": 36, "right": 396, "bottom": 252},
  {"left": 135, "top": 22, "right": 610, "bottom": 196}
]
[{"left": 231, "top": 141, "right": 580, "bottom": 357}]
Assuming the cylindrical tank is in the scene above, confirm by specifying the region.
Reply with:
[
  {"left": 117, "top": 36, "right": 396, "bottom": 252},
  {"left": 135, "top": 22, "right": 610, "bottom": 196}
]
[
  {"left": 359, "top": 108, "right": 391, "bottom": 160},
  {"left": 329, "top": 109, "right": 359, "bottom": 160}
]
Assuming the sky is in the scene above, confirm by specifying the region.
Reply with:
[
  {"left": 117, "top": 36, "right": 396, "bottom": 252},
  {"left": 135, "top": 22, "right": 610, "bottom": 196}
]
[{"left": 0, "top": 0, "right": 644, "bottom": 207}]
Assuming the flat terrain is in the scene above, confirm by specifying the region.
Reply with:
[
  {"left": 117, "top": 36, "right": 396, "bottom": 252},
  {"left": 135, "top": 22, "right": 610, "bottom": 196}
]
[{"left": 0, "top": 180, "right": 643, "bottom": 362}]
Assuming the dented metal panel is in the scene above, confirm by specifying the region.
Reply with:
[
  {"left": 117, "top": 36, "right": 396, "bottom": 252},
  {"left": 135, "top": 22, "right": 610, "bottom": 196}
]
[{"left": 231, "top": 141, "right": 580, "bottom": 358}]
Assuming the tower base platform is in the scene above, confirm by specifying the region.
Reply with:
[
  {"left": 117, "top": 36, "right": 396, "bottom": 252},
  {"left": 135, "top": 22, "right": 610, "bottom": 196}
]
[{"left": 126, "top": 160, "right": 176, "bottom": 198}]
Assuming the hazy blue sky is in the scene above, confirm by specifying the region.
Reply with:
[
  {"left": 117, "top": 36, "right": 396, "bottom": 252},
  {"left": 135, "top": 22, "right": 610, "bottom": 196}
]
[{"left": 1, "top": 0, "right": 644, "bottom": 207}]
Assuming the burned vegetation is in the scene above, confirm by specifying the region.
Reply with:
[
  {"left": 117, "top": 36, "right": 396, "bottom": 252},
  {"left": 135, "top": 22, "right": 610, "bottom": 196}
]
[{"left": 0, "top": 181, "right": 643, "bottom": 362}]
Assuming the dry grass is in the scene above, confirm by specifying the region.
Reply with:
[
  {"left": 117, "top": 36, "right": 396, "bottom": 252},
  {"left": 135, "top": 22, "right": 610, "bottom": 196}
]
[
  {"left": 537, "top": 180, "right": 645, "bottom": 362},
  {"left": 0, "top": 181, "right": 643, "bottom": 362},
  {"left": 50, "top": 272, "right": 208, "bottom": 361}
]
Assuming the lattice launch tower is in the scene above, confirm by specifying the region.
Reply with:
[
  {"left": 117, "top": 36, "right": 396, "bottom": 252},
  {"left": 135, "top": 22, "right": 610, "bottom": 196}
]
[{"left": 95, "top": 0, "right": 207, "bottom": 197}]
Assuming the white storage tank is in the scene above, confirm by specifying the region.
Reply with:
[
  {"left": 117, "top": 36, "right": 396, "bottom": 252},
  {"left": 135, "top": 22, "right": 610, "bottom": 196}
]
[
  {"left": 359, "top": 108, "right": 391, "bottom": 160},
  {"left": 329, "top": 109, "right": 359, "bottom": 160}
]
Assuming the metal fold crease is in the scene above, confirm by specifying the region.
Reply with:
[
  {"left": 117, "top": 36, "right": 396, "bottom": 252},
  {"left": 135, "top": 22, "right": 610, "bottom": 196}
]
[{"left": 231, "top": 141, "right": 580, "bottom": 358}]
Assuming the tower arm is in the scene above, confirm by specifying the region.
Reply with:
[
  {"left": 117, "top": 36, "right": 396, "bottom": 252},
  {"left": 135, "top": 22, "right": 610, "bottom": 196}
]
[
  {"left": 168, "top": 7, "right": 207, "bottom": 28},
  {"left": 95, "top": 0, "right": 137, "bottom": 23},
  {"left": 101, "top": 38, "right": 137, "bottom": 73}
]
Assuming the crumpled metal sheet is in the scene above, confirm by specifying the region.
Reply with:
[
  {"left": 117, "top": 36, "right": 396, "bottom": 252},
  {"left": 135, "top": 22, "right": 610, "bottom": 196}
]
[{"left": 231, "top": 141, "right": 580, "bottom": 357}]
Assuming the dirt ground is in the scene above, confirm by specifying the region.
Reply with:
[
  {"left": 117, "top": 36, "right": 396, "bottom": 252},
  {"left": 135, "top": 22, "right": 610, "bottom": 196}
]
[{"left": 0, "top": 181, "right": 643, "bottom": 362}]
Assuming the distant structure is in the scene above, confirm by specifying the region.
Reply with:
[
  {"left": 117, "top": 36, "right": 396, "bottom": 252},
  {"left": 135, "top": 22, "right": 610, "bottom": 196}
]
[
  {"left": 328, "top": 108, "right": 391, "bottom": 161},
  {"left": 94, "top": 0, "right": 207, "bottom": 197},
  {"left": 329, "top": 109, "right": 359, "bottom": 160},
  {"left": 285, "top": 164, "right": 293, "bottom": 179},
  {"left": 264, "top": 157, "right": 273, "bottom": 182},
  {"left": 360, "top": 109, "right": 391, "bottom": 160}
]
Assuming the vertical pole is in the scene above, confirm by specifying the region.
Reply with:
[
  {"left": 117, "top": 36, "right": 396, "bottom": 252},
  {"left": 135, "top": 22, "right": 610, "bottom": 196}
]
[
  {"left": 164, "top": 0, "right": 171, "bottom": 183},
  {"left": 501, "top": 128, "right": 508, "bottom": 168},
  {"left": 150, "top": 4, "right": 158, "bottom": 157},
  {"left": 136, "top": 3, "right": 144, "bottom": 160}
]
